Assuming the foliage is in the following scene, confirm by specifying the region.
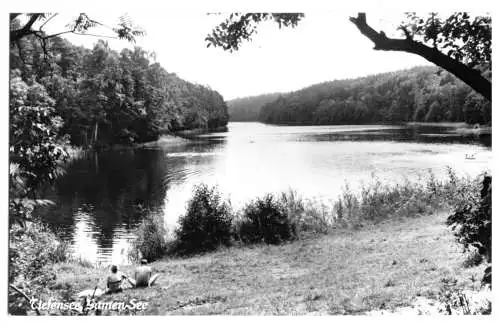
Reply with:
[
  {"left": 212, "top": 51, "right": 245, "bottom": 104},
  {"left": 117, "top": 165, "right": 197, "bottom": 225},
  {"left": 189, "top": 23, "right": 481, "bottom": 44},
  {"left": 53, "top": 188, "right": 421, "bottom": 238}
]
[
  {"left": 208, "top": 12, "right": 491, "bottom": 101},
  {"left": 258, "top": 66, "right": 491, "bottom": 125},
  {"left": 206, "top": 13, "right": 303, "bottom": 52},
  {"left": 9, "top": 70, "right": 69, "bottom": 225},
  {"left": 401, "top": 12, "right": 491, "bottom": 72},
  {"left": 10, "top": 13, "right": 145, "bottom": 44},
  {"left": 446, "top": 174, "right": 491, "bottom": 267},
  {"left": 9, "top": 222, "right": 69, "bottom": 314},
  {"left": 129, "top": 208, "right": 168, "bottom": 262},
  {"left": 462, "top": 249, "right": 484, "bottom": 268},
  {"left": 174, "top": 184, "right": 233, "bottom": 255},
  {"left": 207, "top": 12, "right": 490, "bottom": 70},
  {"left": 236, "top": 194, "right": 298, "bottom": 244},
  {"left": 10, "top": 34, "right": 229, "bottom": 148}
]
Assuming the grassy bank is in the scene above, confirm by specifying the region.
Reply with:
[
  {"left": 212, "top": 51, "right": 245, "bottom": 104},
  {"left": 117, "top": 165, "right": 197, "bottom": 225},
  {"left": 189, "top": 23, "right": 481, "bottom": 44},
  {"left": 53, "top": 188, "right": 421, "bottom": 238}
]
[
  {"left": 11, "top": 170, "right": 490, "bottom": 315},
  {"left": 50, "top": 212, "right": 486, "bottom": 315}
]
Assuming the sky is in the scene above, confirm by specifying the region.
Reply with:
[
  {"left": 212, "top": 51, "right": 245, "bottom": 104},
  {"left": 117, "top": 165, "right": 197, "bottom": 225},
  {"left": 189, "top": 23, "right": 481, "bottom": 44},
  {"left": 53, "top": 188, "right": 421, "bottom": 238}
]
[{"left": 38, "top": 11, "right": 433, "bottom": 101}]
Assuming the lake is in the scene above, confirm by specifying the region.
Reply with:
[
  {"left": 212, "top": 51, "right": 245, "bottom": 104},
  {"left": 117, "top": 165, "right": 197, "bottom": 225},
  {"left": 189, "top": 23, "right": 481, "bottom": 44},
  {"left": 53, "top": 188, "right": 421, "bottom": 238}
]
[{"left": 39, "top": 122, "right": 492, "bottom": 264}]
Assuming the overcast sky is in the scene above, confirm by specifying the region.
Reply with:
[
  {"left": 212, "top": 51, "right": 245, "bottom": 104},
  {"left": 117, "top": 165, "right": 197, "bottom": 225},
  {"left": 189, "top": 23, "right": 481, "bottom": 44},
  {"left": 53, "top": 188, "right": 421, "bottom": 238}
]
[{"left": 41, "top": 12, "right": 433, "bottom": 100}]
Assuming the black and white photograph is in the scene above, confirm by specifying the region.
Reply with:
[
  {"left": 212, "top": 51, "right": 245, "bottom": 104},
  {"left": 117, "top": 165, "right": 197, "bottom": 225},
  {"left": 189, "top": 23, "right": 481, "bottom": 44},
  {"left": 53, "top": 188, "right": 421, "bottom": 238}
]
[{"left": 5, "top": 2, "right": 494, "bottom": 317}]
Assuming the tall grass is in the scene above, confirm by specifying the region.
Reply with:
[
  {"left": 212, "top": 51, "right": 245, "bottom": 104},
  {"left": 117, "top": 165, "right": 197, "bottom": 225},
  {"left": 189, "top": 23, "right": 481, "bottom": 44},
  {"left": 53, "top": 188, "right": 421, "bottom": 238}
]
[
  {"left": 279, "top": 189, "right": 334, "bottom": 235},
  {"left": 275, "top": 168, "right": 482, "bottom": 232}
]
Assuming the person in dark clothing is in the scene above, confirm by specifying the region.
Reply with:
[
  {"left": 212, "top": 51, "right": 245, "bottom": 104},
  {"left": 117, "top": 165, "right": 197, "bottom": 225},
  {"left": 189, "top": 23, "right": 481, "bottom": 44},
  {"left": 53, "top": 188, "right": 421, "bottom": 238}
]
[{"left": 106, "top": 265, "right": 127, "bottom": 294}]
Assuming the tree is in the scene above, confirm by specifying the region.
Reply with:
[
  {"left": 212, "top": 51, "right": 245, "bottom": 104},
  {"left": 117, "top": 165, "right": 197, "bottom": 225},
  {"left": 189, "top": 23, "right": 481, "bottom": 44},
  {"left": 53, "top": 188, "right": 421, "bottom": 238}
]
[
  {"left": 349, "top": 13, "right": 491, "bottom": 101},
  {"left": 10, "top": 13, "right": 145, "bottom": 44},
  {"left": 9, "top": 70, "right": 69, "bottom": 226},
  {"left": 206, "top": 12, "right": 491, "bottom": 101}
]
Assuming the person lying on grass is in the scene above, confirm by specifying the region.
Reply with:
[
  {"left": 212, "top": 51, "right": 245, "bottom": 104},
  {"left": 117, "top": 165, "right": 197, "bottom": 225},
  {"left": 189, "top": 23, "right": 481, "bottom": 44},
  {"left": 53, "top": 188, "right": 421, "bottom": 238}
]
[
  {"left": 124, "top": 259, "right": 160, "bottom": 288},
  {"left": 105, "top": 265, "right": 127, "bottom": 294}
]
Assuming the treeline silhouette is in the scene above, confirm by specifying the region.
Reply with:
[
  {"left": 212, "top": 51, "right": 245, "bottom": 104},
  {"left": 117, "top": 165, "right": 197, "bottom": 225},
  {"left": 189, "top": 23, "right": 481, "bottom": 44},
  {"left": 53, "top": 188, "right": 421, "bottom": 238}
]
[
  {"left": 260, "top": 67, "right": 490, "bottom": 125},
  {"left": 228, "top": 67, "right": 491, "bottom": 125}
]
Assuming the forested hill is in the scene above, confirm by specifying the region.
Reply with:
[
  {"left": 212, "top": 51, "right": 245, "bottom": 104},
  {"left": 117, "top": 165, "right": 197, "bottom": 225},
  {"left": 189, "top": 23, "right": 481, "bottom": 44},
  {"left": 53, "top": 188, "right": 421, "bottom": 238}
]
[
  {"left": 10, "top": 37, "right": 229, "bottom": 148},
  {"left": 227, "top": 93, "right": 281, "bottom": 121},
  {"left": 259, "top": 66, "right": 491, "bottom": 125}
]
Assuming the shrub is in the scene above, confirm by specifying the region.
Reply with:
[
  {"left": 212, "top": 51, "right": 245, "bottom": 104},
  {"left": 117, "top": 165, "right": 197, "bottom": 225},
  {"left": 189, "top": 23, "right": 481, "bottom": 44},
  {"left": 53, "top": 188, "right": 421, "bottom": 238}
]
[
  {"left": 277, "top": 189, "right": 333, "bottom": 235},
  {"left": 8, "top": 222, "right": 69, "bottom": 314},
  {"left": 447, "top": 173, "right": 491, "bottom": 286},
  {"left": 174, "top": 184, "right": 232, "bottom": 255},
  {"left": 447, "top": 173, "right": 491, "bottom": 261},
  {"left": 237, "top": 194, "right": 297, "bottom": 244},
  {"left": 129, "top": 209, "right": 168, "bottom": 262},
  {"left": 462, "top": 249, "right": 484, "bottom": 268}
]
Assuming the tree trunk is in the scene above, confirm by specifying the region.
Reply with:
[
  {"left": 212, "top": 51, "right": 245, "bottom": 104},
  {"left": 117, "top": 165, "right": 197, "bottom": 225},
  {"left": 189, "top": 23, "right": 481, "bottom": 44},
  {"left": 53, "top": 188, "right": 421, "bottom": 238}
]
[
  {"left": 93, "top": 122, "right": 99, "bottom": 145},
  {"left": 349, "top": 13, "right": 491, "bottom": 102}
]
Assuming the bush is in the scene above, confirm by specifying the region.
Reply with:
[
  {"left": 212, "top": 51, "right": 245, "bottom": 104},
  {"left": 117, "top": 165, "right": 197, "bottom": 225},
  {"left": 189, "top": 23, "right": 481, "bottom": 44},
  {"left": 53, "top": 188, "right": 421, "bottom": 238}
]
[
  {"left": 129, "top": 209, "right": 168, "bottom": 262},
  {"left": 236, "top": 194, "right": 297, "bottom": 244},
  {"left": 9, "top": 222, "right": 69, "bottom": 314},
  {"left": 447, "top": 173, "right": 491, "bottom": 285},
  {"left": 462, "top": 249, "right": 484, "bottom": 268},
  {"left": 174, "top": 184, "right": 232, "bottom": 255}
]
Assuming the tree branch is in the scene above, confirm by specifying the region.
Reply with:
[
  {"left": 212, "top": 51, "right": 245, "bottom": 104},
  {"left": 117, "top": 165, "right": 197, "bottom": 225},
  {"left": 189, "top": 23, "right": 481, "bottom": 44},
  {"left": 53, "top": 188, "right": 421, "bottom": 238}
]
[
  {"left": 24, "top": 14, "right": 42, "bottom": 31},
  {"left": 349, "top": 13, "right": 491, "bottom": 101},
  {"left": 9, "top": 284, "right": 41, "bottom": 315},
  {"left": 10, "top": 14, "right": 43, "bottom": 42},
  {"left": 398, "top": 26, "right": 413, "bottom": 40},
  {"left": 39, "top": 13, "right": 58, "bottom": 30}
]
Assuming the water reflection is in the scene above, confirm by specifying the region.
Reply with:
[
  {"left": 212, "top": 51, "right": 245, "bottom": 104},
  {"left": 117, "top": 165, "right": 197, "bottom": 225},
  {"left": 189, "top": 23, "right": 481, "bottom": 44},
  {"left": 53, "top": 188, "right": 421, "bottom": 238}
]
[
  {"left": 39, "top": 122, "right": 491, "bottom": 263},
  {"left": 304, "top": 126, "right": 491, "bottom": 146}
]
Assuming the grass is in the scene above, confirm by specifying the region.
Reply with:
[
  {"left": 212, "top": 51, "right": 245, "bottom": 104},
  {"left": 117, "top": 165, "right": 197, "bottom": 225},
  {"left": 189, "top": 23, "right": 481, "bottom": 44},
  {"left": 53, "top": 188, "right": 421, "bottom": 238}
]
[
  {"left": 16, "top": 170, "right": 487, "bottom": 315},
  {"left": 49, "top": 212, "right": 486, "bottom": 315}
]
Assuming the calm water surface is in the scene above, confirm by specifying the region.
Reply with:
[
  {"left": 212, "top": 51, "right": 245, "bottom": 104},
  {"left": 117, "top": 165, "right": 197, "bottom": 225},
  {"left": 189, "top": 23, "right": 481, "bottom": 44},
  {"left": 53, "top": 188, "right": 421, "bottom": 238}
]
[{"left": 39, "top": 122, "right": 491, "bottom": 264}]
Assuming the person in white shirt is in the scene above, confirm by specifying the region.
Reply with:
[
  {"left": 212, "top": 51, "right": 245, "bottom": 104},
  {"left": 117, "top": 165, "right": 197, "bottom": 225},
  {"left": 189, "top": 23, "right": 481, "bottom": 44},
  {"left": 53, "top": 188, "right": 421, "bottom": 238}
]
[{"left": 124, "top": 259, "right": 160, "bottom": 288}]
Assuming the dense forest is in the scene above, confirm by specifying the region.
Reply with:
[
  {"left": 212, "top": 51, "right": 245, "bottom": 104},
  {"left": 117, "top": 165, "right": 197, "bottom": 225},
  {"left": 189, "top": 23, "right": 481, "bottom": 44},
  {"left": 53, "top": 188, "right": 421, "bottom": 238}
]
[
  {"left": 258, "top": 66, "right": 491, "bottom": 125},
  {"left": 10, "top": 34, "right": 229, "bottom": 148},
  {"left": 227, "top": 93, "right": 281, "bottom": 121}
]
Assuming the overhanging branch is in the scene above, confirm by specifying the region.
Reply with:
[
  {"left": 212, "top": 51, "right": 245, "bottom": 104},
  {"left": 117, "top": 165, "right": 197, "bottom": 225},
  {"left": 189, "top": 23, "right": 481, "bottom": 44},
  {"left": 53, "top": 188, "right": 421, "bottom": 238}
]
[{"left": 349, "top": 13, "right": 491, "bottom": 101}]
